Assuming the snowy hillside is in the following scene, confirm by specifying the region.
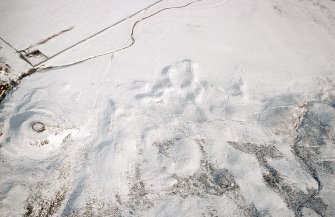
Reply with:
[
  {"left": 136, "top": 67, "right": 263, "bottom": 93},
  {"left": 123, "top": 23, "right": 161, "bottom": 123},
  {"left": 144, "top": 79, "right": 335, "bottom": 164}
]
[{"left": 0, "top": 0, "right": 335, "bottom": 216}]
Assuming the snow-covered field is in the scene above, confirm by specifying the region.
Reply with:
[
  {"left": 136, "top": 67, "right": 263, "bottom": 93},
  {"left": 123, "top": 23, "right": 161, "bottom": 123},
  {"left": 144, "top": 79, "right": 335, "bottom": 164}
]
[{"left": 1, "top": 0, "right": 335, "bottom": 216}]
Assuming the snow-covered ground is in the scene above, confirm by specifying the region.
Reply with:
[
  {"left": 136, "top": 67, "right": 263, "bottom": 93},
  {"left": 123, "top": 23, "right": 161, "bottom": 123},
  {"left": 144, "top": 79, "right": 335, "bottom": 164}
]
[{"left": 1, "top": 0, "right": 335, "bottom": 216}]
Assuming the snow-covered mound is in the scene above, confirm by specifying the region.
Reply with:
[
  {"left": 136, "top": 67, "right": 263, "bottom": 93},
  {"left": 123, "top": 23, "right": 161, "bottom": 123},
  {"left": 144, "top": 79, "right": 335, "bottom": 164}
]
[{"left": 0, "top": 0, "right": 335, "bottom": 216}]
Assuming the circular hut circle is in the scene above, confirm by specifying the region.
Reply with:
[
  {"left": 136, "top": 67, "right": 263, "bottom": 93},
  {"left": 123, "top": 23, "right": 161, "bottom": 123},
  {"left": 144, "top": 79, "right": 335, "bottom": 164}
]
[{"left": 32, "top": 121, "right": 46, "bottom": 133}]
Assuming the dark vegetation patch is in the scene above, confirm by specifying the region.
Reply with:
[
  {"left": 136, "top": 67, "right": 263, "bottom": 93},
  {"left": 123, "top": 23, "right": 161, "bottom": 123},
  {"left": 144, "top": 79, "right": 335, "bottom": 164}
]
[
  {"left": 170, "top": 139, "right": 239, "bottom": 198},
  {"left": 0, "top": 58, "right": 40, "bottom": 103},
  {"left": 227, "top": 139, "right": 329, "bottom": 217},
  {"left": 128, "top": 166, "right": 153, "bottom": 212},
  {"left": 24, "top": 187, "right": 67, "bottom": 217}
]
